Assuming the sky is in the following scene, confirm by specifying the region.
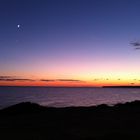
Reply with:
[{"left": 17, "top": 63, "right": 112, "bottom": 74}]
[{"left": 0, "top": 0, "right": 140, "bottom": 86}]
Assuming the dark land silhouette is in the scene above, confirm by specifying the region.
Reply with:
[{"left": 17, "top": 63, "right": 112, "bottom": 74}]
[
  {"left": 103, "top": 86, "right": 140, "bottom": 88},
  {"left": 1, "top": 101, "right": 140, "bottom": 140}
]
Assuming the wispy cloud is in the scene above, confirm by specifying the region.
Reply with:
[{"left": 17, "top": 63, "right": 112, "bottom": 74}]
[
  {"left": 93, "top": 79, "right": 99, "bottom": 81},
  {"left": 40, "top": 79, "right": 83, "bottom": 82},
  {"left": 0, "top": 76, "right": 35, "bottom": 82},
  {"left": 40, "top": 79, "right": 56, "bottom": 82},
  {"left": 0, "top": 76, "right": 14, "bottom": 79},
  {"left": 130, "top": 41, "right": 140, "bottom": 49},
  {"left": 0, "top": 76, "right": 83, "bottom": 83},
  {"left": 57, "top": 79, "right": 82, "bottom": 82}
]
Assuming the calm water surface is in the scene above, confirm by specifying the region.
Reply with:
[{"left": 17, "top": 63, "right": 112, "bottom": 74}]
[{"left": 0, "top": 87, "right": 140, "bottom": 109}]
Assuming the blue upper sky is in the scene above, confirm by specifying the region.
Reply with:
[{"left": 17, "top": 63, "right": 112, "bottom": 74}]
[{"left": 1, "top": 0, "right": 140, "bottom": 86}]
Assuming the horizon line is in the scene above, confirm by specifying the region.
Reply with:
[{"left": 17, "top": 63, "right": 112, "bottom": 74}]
[{"left": 1, "top": 85, "right": 140, "bottom": 88}]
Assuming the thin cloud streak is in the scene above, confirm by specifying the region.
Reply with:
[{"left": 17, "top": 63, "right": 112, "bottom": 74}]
[
  {"left": 40, "top": 79, "right": 56, "bottom": 82},
  {"left": 130, "top": 41, "right": 140, "bottom": 50},
  {"left": 40, "top": 79, "right": 84, "bottom": 82},
  {"left": 0, "top": 76, "right": 35, "bottom": 82},
  {"left": 0, "top": 76, "right": 83, "bottom": 83},
  {"left": 0, "top": 78, "right": 35, "bottom": 82},
  {"left": 0, "top": 76, "right": 14, "bottom": 79},
  {"left": 57, "top": 79, "right": 82, "bottom": 82}
]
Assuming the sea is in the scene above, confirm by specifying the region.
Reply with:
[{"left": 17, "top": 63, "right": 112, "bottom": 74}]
[{"left": 0, "top": 86, "right": 140, "bottom": 109}]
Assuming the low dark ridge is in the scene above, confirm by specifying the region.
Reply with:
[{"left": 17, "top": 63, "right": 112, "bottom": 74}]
[{"left": 1, "top": 101, "right": 140, "bottom": 140}]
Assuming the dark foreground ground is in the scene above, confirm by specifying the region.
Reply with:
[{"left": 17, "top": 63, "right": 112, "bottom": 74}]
[{"left": 1, "top": 101, "right": 140, "bottom": 140}]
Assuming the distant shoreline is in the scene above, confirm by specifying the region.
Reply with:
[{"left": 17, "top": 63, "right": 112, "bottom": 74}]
[{"left": 103, "top": 86, "right": 140, "bottom": 88}]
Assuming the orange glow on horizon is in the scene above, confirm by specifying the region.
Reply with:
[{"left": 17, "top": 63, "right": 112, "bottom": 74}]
[{"left": 0, "top": 78, "right": 140, "bottom": 87}]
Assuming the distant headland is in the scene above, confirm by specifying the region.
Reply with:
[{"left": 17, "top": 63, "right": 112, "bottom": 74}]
[{"left": 103, "top": 86, "right": 140, "bottom": 88}]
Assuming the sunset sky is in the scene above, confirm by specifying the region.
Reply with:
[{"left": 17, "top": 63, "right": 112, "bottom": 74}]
[{"left": 1, "top": 0, "right": 140, "bottom": 86}]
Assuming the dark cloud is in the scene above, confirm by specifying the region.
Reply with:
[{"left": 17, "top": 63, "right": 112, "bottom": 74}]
[
  {"left": 135, "top": 48, "right": 140, "bottom": 50},
  {"left": 57, "top": 79, "right": 82, "bottom": 82},
  {"left": 130, "top": 83, "right": 135, "bottom": 85},
  {"left": 14, "top": 79, "right": 35, "bottom": 81},
  {"left": 40, "top": 79, "right": 83, "bottom": 82},
  {"left": 0, "top": 79, "right": 13, "bottom": 81},
  {"left": 130, "top": 42, "right": 140, "bottom": 47},
  {"left": 40, "top": 79, "right": 56, "bottom": 82},
  {"left": 0, "top": 78, "right": 35, "bottom": 81},
  {"left": 130, "top": 42, "right": 140, "bottom": 49},
  {"left": 0, "top": 76, "right": 14, "bottom": 79},
  {"left": 94, "top": 79, "right": 99, "bottom": 81},
  {"left": 0, "top": 76, "right": 35, "bottom": 82},
  {"left": 0, "top": 76, "right": 83, "bottom": 83}
]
